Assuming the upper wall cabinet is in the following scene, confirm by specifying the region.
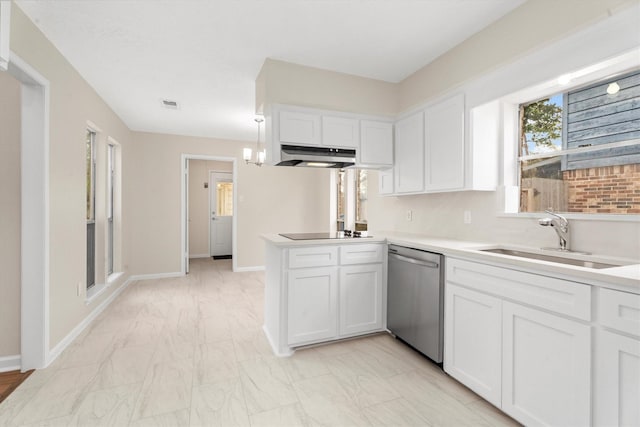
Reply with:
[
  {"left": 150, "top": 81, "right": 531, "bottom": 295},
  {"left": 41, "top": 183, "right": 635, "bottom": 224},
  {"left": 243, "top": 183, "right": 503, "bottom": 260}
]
[
  {"left": 394, "top": 111, "right": 424, "bottom": 194},
  {"left": 266, "top": 104, "right": 394, "bottom": 168},
  {"left": 279, "top": 111, "right": 321, "bottom": 146},
  {"left": 360, "top": 120, "right": 393, "bottom": 167},
  {"left": 0, "top": 2, "right": 10, "bottom": 70},
  {"left": 424, "top": 94, "right": 465, "bottom": 192},
  {"left": 322, "top": 116, "right": 359, "bottom": 148}
]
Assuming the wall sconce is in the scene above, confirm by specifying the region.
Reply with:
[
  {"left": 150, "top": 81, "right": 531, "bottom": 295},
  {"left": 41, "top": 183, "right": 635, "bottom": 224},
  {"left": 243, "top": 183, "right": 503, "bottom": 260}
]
[
  {"left": 606, "top": 82, "right": 620, "bottom": 95},
  {"left": 243, "top": 117, "right": 265, "bottom": 166}
]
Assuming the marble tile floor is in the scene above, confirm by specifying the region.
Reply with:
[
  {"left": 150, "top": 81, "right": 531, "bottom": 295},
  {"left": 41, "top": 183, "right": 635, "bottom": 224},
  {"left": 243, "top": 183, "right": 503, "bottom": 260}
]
[{"left": 0, "top": 258, "right": 521, "bottom": 427}]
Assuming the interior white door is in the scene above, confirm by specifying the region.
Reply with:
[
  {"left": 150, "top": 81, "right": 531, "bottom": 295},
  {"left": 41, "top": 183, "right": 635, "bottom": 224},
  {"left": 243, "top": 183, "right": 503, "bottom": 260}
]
[
  {"left": 210, "top": 172, "right": 233, "bottom": 257},
  {"left": 184, "top": 159, "right": 190, "bottom": 274}
]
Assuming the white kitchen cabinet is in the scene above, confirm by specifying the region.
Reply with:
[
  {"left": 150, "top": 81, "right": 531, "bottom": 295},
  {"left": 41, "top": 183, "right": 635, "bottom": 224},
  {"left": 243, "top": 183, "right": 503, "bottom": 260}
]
[
  {"left": 339, "top": 264, "right": 383, "bottom": 336},
  {"left": 264, "top": 240, "right": 386, "bottom": 353},
  {"left": 378, "top": 169, "right": 394, "bottom": 195},
  {"left": 444, "top": 283, "right": 502, "bottom": 407},
  {"left": 360, "top": 120, "right": 393, "bottom": 166},
  {"left": 502, "top": 301, "right": 591, "bottom": 427},
  {"left": 394, "top": 112, "right": 424, "bottom": 193},
  {"left": 287, "top": 267, "right": 338, "bottom": 345},
  {"left": 445, "top": 257, "right": 592, "bottom": 427},
  {"left": 595, "top": 330, "right": 640, "bottom": 427},
  {"left": 279, "top": 110, "right": 321, "bottom": 146},
  {"left": 424, "top": 94, "right": 465, "bottom": 191},
  {"left": 594, "top": 288, "right": 640, "bottom": 426},
  {"left": 322, "top": 116, "right": 359, "bottom": 148}
]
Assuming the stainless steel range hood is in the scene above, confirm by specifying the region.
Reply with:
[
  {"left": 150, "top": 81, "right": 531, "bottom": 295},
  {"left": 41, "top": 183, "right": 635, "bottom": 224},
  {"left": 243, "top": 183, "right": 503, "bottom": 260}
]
[{"left": 276, "top": 144, "right": 356, "bottom": 168}]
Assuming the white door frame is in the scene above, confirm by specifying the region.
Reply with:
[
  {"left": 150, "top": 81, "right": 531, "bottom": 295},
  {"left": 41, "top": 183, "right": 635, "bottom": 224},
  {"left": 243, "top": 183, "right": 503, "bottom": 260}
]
[
  {"left": 6, "top": 52, "right": 50, "bottom": 370},
  {"left": 181, "top": 154, "right": 237, "bottom": 274},
  {"left": 208, "top": 171, "right": 233, "bottom": 257}
]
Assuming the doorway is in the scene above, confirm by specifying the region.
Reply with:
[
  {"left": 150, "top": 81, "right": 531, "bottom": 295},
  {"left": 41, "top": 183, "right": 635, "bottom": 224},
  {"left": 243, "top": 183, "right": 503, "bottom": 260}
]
[
  {"left": 4, "top": 53, "right": 50, "bottom": 370},
  {"left": 181, "top": 155, "right": 237, "bottom": 275},
  {"left": 209, "top": 172, "right": 233, "bottom": 258}
]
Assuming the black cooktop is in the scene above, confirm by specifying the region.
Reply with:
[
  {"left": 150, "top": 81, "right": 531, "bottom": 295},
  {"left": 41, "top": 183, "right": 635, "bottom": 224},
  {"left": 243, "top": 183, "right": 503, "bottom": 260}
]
[{"left": 280, "top": 232, "right": 372, "bottom": 240}]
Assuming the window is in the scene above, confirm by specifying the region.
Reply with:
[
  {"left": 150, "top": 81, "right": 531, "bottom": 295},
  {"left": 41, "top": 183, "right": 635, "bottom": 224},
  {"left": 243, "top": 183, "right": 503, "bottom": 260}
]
[
  {"left": 518, "top": 69, "right": 640, "bottom": 214},
  {"left": 336, "top": 170, "right": 346, "bottom": 231},
  {"left": 107, "top": 143, "right": 115, "bottom": 276},
  {"left": 216, "top": 181, "right": 233, "bottom": 216},
  {"left": 355, "top": 169, "right": 368, "bottom": 231},
  {"left": 86, "top": 129, "right": 96, "bottom": 288},
  {"left": 334, "top": 169, "right": 367, "bottom": 232}
]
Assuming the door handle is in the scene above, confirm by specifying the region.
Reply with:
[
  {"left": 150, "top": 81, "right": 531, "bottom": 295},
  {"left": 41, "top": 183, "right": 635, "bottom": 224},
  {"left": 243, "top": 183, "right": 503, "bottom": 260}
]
[{"left": 389, "top": 253, "right": 439, "bottom": 268}]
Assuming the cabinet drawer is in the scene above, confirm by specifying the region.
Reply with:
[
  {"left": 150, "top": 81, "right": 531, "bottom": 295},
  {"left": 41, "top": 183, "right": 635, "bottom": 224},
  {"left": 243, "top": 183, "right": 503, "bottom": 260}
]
[
  {"left": 447, "top": 258, "right": 591, "bottom": 321},
  {"left": 289, "top": 246, "right": 338, "bottom": 269},
  {"left": 340, "top": 244, "right": 384, "bottom": 265},
  {"left": 599, "top": 288, "right": 640, "bottom": 337}
]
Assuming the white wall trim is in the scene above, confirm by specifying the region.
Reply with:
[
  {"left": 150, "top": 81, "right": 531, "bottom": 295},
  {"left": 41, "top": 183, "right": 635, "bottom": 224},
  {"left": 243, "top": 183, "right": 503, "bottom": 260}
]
[
  {"left": 181, "top": 154, "right": 238, "bottom": 274},
  {"left": 128, "top": 272, "right": 184, "bottom": 281},
  {"left": 47, "top": 276, "right": 134, "bottom": 366},
  {"left": 189, "top": 254, "right": 210, "bottom": 259},
  {"left": 8, "top": 51, "right": 51, "bottom": 371},
  {"left": 235, "top": 266, "right": 265, "bottom": 272},
  {"left": 0, "top": 355, "right": 21, "bottom": 373}
]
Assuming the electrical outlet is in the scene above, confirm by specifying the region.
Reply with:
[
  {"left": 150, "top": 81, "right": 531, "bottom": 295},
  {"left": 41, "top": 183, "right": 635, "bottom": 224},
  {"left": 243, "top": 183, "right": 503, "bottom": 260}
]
[
  {"left": 406, "top": 210, "right": 412, "bottom": 221},
  {"left": 464, "top": 210, "right": 472, "bottom": 224},
  {"left": 77, "top": 281, "right": 82, "bottom": 297}
]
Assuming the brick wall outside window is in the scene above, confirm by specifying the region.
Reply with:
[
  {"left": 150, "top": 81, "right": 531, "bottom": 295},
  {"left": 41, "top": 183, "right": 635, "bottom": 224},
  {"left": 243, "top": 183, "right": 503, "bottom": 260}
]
[{"left": 563, "top": 164, "right": 640, "bottom": 214}]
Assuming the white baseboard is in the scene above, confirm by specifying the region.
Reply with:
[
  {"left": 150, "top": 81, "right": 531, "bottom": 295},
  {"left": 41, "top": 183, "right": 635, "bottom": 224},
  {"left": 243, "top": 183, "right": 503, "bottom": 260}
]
[
  {"left": 0, "top": 355, "right": 21, "bottom": 372},
  {"left": 262, "top": 325, "right": 294, "bottom": 357},
  {"left": 128, "top": 272, "right": 184, "bottom": 281},
  {"left": 189, "top": 254, "right": 210, "bottom": 259},
  {"left": 47, "top": 276, "right": 135, "bottom": 366},
  {"left": 235, "top": 266, "right": 265, "bottom": 272}
]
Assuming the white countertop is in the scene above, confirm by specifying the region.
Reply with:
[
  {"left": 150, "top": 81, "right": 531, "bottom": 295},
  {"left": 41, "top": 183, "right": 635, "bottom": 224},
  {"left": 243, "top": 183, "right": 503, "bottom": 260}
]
[{"left": 263, "top": 232, "right": 640, "bottom": 294}]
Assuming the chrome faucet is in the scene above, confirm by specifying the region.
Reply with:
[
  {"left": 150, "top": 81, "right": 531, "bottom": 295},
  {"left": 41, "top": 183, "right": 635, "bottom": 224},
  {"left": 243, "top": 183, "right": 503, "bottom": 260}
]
[{"left": 539, "top": 209, "right": 570, "bottom": 251}]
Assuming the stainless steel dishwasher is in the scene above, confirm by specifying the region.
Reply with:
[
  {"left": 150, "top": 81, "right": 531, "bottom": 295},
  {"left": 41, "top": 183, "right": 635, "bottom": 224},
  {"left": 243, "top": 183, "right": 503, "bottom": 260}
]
[{"left": 387, "top": 244, "right": 444, "bottom": 363}]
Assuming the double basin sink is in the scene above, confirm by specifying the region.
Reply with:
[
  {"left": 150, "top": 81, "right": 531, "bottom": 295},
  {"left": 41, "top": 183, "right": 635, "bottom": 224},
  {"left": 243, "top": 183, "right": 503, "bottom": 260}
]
[{"left": 477, "top": 247, "right": 631, "bottom": 270}]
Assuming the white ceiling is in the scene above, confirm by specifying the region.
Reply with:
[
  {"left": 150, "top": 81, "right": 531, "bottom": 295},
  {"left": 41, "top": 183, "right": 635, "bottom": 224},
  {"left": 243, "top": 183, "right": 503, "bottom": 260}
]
[{"left": 16, "top": 0, "right": 525, "bottom": 142}]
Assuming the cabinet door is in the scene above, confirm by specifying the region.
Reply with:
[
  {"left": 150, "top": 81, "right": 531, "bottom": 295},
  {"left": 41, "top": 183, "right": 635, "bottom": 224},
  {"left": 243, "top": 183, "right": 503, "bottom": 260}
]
[
  {"left": 424, "top": 94, "right": 465, "bottom": 191},
  {"left": 288, "top": 267, "right": 338, "bottom": 345},
  {"left": 339, "top": 264, "right": 383, "bottom": 336},
  {"left": 322, "top": 116, "right": 359, "bottom": 148},
  {"left": 595, "top": 330, "right": 640, "bottom": 427},
  {"left": 394, "top": 112, "right": 424, "bottom": 193},
  {"left": 360, "top": 120, "right": 393, "bottom": 165},
  {"left": 279, "top": 111, "right": 321, "bottom": 146},
  {"left": 378, "top": 169, "right": 394, "bottom": 195},
  {"left": 444, "top": 283, "right": 502, "bottom": 406},
  {"left": 502, "top": 302, "right": 591, "bottom": 427}
]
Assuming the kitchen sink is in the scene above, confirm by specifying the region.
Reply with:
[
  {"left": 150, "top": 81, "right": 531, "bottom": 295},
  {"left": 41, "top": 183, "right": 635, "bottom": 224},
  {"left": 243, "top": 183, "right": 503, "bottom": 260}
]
[{"left": 479, "top": 248, "right": 624, "bottom": 269}]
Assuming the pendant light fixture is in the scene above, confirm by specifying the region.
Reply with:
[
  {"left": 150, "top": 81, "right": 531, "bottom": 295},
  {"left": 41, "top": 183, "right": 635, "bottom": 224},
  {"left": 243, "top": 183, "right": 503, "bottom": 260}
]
[{"left": 243, "top": 117, "right": 266, "bottom": 167}]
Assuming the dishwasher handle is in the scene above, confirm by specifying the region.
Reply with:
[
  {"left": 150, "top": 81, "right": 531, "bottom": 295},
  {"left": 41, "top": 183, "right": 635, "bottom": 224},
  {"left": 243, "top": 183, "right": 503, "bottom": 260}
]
[{"left": 389, "top": 252, "right": 439, "bottom": 268}]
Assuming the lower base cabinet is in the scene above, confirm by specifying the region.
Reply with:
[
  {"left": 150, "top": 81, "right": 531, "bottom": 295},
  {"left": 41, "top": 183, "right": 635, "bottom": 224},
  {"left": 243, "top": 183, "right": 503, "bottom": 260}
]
[
  {"left": 287, "top": 267, "right": 338, "bottom": 345},
  {"left": 502, "top": 302, "right": 591, "bottom": 427},
  {"left": 445, "top": 258, "right": 592, "bottom": 427},
  {"left": 285, "top": 244, "right": 385, "bottom": 348},
  {"left": 339, "top": 264, "right": 383, "bottom": 336},
  {"left": 595, "top": 330, "right": 640, "bottom": 426},
  {"left": 444, "top": 283, "right": 502, "bottom": 407}
]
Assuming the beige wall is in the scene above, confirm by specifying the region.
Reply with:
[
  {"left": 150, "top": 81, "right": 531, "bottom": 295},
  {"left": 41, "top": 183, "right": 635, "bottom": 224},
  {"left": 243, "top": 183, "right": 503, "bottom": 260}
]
[
  {"left": 256, "top": 58, "right": 398, "bottom": 116},
  {"left": 0, "top": 70, "right": 21, "bottom": 357},
  {"left": 130, "top": 132, "right": 331, "bottom": 272},
  {"left": 399, "top": 0, "right": 635, "bottom": 112},
  {"left": 188, "top": 159, "right": 233, "bottom": 257},
  {"left": 10, "top": 5, "right": 133, "bottom": 349}
]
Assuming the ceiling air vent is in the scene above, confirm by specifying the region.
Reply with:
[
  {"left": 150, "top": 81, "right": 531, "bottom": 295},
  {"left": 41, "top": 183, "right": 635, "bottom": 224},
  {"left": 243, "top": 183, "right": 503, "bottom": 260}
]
[{"left": 161, "top": 99, "right": 179, "bottom": 109}]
